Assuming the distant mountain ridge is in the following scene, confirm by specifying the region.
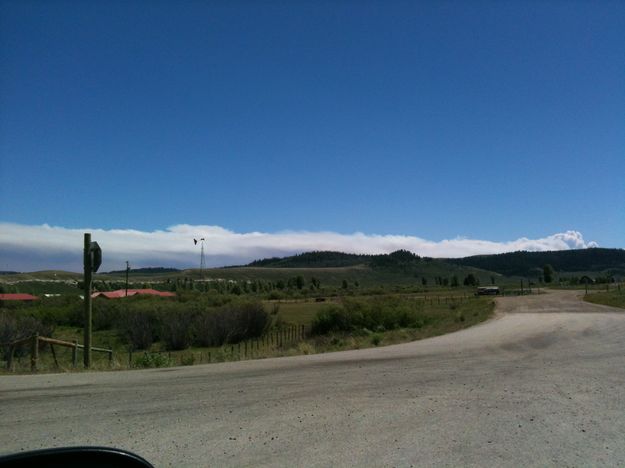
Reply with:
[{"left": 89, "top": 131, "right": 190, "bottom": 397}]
[
  {"left": 103, "top": 267, "right": 181, "bottom": 275},
  {"left": 248, "top": 251, "right": 372, "bottom": 268},
  {"left": 248, "top": 250, "right": 425, "bottom": 269},
  {"left": 447, "top": 248, "right": 625, "bottom": 277},
  {"left": 248, "top": 248, "right": 625, "bottom": 276}
]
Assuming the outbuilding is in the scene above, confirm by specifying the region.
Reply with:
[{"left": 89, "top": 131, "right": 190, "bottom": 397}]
[
  {"left": 91, "top": 289, "right": 176, "bottom": 299},
  {"left": 0, "top": 293, "right": 40, "bottom": 303}
]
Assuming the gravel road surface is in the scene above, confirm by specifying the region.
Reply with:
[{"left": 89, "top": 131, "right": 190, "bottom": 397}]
[{"left": 1, "top": 290, "right": 624, "bottom": 467}]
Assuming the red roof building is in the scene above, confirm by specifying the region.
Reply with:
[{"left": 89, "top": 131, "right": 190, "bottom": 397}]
[
  {"left": 0, "top": 293, "right": 39, "bottom": 301},
  {"left": 91, "top": 289, "right": 176, "bottom": 299}
]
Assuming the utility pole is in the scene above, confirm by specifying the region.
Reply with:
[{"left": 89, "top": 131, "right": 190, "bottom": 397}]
[{"left": 125, "top": 261, "right": 130, "bottom": 297}]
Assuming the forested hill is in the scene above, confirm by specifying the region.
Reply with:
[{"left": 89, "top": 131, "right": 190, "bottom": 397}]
[
  {"left": 447, "top": 248, "right": 625, "bottom": 276},
  {"left": 248, "top": 251, "right": 373, "bottom": 268},
  {"left": 249, "top": 250, "right": 435, "bottom": 270},
  {"left": 248, "top": 248, "right": 625, "bottom": 277},
  {"left": 104, "top": 267, "right": 181, "bottom": 275}
]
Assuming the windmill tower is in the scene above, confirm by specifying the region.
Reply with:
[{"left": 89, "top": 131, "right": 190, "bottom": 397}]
[{"left": 193, "top": 238, "right": 206, "bottom": 277}]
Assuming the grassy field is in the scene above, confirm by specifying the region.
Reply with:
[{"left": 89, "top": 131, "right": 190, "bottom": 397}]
[{"left": 1, "top": 262, "right": 509, "bottom": 293}]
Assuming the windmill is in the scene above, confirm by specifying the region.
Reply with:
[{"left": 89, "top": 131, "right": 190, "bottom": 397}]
[{"left": 193, "top": 238, "right": 206, "bottom": 277}]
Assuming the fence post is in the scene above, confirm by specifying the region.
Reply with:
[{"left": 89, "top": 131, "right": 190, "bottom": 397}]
[
  {"left": 128, "top": 349, "right": 133, "bottom": 367},
  {"left": 31, "top": 333, "right": 39, "bottom": 372},
  {"left": 50, "top": 343, "right": 59, "bottom": 369},
  {"left": 72, "top": 341, "right": 78, "bottom": 367},
  {"left": 108, "top": 350, "right": 113, "bottom": 366},
  {"left": 7, "top": 345, "right": 15, "bottom": 371}
]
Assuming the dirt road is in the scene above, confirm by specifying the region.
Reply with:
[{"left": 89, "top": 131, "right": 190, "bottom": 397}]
[{"left": 1, "top": 290, "right": 624, "bottom": 467}]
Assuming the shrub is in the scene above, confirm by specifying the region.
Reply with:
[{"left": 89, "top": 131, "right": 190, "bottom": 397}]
[
  {"left": 192, "top": 310, "right": 218, "bottom": 347},
  {"left": 0, "top": 311, "right": 54, "bottom": 360},
  {"left": 180, "top": 353, "right": 195, "bottom": 366},
  {"left": 192, "top": 301, "right": 269, "bottom": 347},
  {"left": 92, "top": 300, "right": 124, "bottom": 330},
  {"left": 311, "top": 306, "right": 353, "bottom": 335},
  {"left": 371, "top": 333, "right": 382, "bottom": 346},
  {"left": 297, "top": 342, "right": 315, "bottom": 355},
  {"left": 120, "top": 310, "right": 157, "bottom": 350},
  {"left": 218, "top": 301, "right": 269, "bottom": 343},
  {"left": 311, "top": 297, "right": 425, "bottom": 335},
  {"left": 160, "top": 310, "right": 194, "bottom": 351},
  {"left": 134, "top": 352, "right": 171, "bottom": 368}
]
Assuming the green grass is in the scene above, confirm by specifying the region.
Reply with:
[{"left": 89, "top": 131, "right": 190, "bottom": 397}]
[
  {"left": 269, "top": 300, "right": 333, "bottom": 326},
  {"left": 584, "top": 287, "right": 625, "bottom": 309}
]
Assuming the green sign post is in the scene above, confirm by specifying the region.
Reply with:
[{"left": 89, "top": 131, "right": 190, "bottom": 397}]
[{"left": 83, "top": 233, "right": 102, "bottom": 368}]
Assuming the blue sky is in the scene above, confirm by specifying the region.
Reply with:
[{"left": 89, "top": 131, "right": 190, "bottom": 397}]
[{"left": 0, "top": 1, "right": 623, "bottom": 270}]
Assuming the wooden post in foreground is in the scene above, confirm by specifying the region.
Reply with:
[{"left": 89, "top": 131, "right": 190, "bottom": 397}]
[{"left": 84, "top": 233, "right": 93, "bottom": 368}]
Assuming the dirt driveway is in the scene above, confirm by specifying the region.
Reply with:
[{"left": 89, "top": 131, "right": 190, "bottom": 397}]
[{"left": 1, "top": 290, "right": 624, "bottom": 467}]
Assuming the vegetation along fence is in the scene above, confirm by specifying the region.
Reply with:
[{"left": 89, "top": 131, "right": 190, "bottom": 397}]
[
  {"left": 4, "top": 333, "right": 113, "bottom": 372},
  {"left": 128, "top": 324, "right": 309, "bottom": 367}
]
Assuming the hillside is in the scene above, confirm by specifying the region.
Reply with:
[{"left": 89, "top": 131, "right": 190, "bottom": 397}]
[
  {"left": 248, "top": 250, "right": 431, "bottom": 270},
  {"left": 104, "top": 267, "right": 181, "bottom": 275},
  {"left": 4, "top": 248, "right": 622, "bottom": 295},
  {"left": 447, "top": 248, "right": 625, "bottom": 277},
  {"left": 248, "top": 251, "right": 371, "bottom": 268}
]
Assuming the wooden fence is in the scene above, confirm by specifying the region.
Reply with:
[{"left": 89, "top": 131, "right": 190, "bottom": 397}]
[
  {"left": 4, "top": 334, "right": 113, "bottom": 372},
  {"left": 127, "top": 324, "right": 310, "bottom": 367}
]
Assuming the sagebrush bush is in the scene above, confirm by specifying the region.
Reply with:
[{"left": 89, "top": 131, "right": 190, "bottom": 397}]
[
  {"left": 92, "top": 300, "right": 124, "bottom": 330},
  {"left": 310, "top": 306, "right": 352, "bottom": 334},
  {"left": 160, "top": 310, "right": 194, "bottom": 350},
  {"left": 370, "top": 333, "right": 382, "bottom": 346},
  {"left": 0, "top": 310, "right": 54, "bottom": 360},
  {"left": 117, "top": 299, "right": 270, "bottom": 351},
  {"left": 194, "top": 301, "right": 269, "bottom": 346},
  {"left": 121, "top": 310, "right": 158, "bottom": 350},
  {"left": 311, "top": 297, "right": 424, "bottom": 335},
  {"left": 134, "top": 352, "right": 171, "bottom": 368}
]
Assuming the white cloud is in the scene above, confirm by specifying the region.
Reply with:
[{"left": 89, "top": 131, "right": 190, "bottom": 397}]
[{"left": 0, "top": 222, "right": 600, "bottom": 272}]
